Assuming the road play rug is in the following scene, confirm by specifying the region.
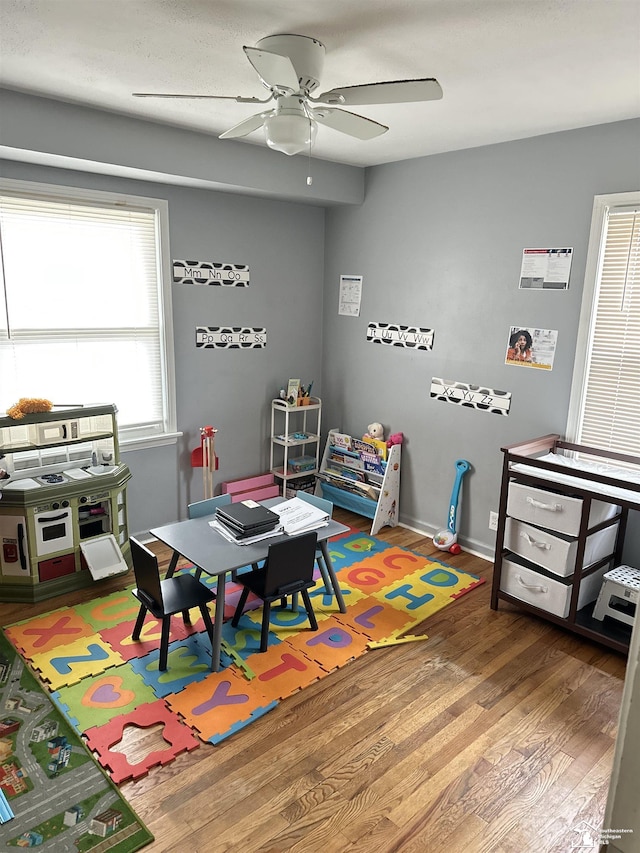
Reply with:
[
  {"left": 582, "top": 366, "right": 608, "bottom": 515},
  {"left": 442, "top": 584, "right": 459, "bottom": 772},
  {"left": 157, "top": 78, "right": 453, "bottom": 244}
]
[
  {"left": 0, "top": 629, "right": 154, "bottom": 851},
  {"left": 4, "top": 529, "right": 484, "bottom": 787}
]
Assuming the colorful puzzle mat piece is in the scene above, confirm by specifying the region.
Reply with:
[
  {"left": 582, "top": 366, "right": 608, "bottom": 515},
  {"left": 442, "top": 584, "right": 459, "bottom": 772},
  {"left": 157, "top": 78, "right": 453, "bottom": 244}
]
[
  {"left": 308, "top": 576, "right": 368, "bottom": 614},
  {"left": 31, "top": 633, "right": 125, "bottom": 689},
  {"left": 54, "top": 662, "right": 158, "bottom": 733},
  {"left": 286, "top": 615, "right": 370, "bottom": 670},
  {"left": 129, "top": 632, "right": 229, "bottom": 697},
  {"left": 72, "top": 589, "right": 141, "bottom": 631},
  {"left": 373, "top": 562, "right": 485, "bottom": 627},
  {"left": 338, "top": 546, "right": 428, "bottom": 594},
  {"left": 167, "top": 665, "right": 274, "bottom": 741},
  {"left": 5, "top": 608, "right": 96, "bottom": 658},
  {"left": 334, "top": 595, "right": 415, "bottom": 640},
  {"left": 99, "top": 612, "right": 201, "bottom": 661},
  {"left": 242, "top": 600, "right": 333, "bottom": 643},
  {"left": 324, "top": 531, "right": 393, "bottom": 572},
  {"left": 220, "top": 613, "right": 280, "bottom": 659},
  {"left": 244, "top": 645, "right": 327, "bottom": 701},
  {"left": 207, "top": 700, "right": 278, "bottom": 745},
  {"left": 84, "top": 698, "right": 200, "bottom": 784}
]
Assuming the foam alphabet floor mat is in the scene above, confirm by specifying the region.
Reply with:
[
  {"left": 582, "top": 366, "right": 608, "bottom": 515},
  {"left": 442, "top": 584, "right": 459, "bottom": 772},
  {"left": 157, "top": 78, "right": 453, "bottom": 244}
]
[{"left": 5, "top": 529, "right": 485, "bottom": 784}]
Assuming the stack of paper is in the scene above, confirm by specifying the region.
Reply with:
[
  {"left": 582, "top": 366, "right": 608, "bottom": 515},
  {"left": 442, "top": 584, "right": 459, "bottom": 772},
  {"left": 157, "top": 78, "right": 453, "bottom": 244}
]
[
  {"left": 271, "top": 497, "right": 330, "bottom": 535},
  {"left": 209, "top": 518, "right": 284, "bottom": 545}
]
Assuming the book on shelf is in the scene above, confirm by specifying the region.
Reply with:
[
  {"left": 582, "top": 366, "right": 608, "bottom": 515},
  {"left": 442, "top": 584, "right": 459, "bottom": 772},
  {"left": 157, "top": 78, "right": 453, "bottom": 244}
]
[
  {"left": 331, "top": 432, "right": 353, "bottom": 450},
  {"left": 325, "top": 463, "right": 367, "bottom": 483},
  {"left": 317, "top": 471, "right": 379, "bottom": 501},
  {"left": 286, "top": 378, "right": 301, "bottom": 406},
  {"left": 362, "top": 437, "right": 387, "bottom": 460},
  {"left": 271, "top": 496, "right": 330, "bottom": 535}
]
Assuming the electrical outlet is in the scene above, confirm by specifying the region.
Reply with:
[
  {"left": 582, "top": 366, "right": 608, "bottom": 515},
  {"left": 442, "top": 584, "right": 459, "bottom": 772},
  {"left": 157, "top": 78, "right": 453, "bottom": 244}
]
[{"left": 489, "top": 511, "right": 499, "bottom": 531}]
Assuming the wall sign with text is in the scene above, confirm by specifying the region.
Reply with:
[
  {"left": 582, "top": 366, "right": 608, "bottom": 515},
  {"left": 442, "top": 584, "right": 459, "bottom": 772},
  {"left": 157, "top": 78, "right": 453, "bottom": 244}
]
[
  {"left": 430, "top": 378, "right": 511, "bottom": 416},
  {"left": 366, "top": 323, "right": 434, "bottom": 350},
  {"left": 196, "top": 327, "right": 266, "bottom": 349},
  {"left": 174, "top": 260, "right": 250, "bottom": 286}
]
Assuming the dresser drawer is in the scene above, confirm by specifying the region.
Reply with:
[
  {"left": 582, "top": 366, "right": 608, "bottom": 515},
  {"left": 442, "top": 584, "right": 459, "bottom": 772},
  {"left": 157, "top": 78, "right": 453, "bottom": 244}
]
[
  {"left": 500, "top": 555, "right": 608, "bottom": 618},
  {"left": 506, "top": 481, "right": 619, "bottom": 536},
  {"left": 504, "top": 517, "right": 619, "bottom": 578}
]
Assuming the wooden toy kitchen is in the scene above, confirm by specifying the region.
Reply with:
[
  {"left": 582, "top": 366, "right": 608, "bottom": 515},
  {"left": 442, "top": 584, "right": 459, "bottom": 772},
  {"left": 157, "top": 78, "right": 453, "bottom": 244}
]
[{"left": 0, "top": 404, "right": 131, "bottom": 602}]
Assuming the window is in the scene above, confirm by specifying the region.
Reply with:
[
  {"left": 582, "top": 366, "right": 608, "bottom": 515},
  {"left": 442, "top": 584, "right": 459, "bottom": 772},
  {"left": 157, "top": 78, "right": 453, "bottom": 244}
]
[
  {"left": 568, "top": 192, "right": 640, "bottom": 457},
  {"left": 0, "top": 179, "right": 177, "bottom": 447}
]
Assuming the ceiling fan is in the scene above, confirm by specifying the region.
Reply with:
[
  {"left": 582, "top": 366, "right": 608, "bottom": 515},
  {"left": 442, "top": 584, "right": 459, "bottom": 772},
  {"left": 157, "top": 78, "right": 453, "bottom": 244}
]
[{"left": 133, "top": 33, "right": 443, "bottom": 156}]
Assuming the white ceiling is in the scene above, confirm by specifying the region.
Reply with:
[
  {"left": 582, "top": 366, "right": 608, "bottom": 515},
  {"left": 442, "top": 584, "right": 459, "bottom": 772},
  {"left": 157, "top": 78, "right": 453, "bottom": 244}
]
[{"left": 1, "top": 0, "right": 639, "bottom": 168}]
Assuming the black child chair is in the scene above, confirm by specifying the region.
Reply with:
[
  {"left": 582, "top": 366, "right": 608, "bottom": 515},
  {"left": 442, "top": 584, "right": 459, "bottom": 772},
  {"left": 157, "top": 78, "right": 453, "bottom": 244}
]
[
  {"left": 231, "top": 531, "right": 319, "bottom": 653},
  {"left": 130, "top": 537, "right": 216, "bottom": 670}
]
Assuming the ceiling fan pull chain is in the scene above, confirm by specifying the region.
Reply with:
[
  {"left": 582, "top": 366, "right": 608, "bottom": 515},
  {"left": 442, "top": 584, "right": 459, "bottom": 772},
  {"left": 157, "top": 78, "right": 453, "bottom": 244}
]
[{"left": 307, "top": 122, "right": 313, "bottom": 186}]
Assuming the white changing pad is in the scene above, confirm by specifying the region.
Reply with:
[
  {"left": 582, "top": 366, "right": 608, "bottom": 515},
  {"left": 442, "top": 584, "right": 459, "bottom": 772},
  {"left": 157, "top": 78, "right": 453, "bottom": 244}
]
[{"left": 511, "top": 452, "right": 640, "bottom": 506}]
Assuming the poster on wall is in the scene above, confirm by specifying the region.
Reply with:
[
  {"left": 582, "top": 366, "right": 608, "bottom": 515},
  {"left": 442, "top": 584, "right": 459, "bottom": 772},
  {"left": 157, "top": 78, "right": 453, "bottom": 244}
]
[
  {"left": 339, "top": 275, "right": 362, "bottom": 316},
  {"left": 367, "top": 322, "right": 434, "bottom": 350},
  {"left": 174, "top": 260, "right": 250, "bottom": 286},
  {"left": 430, "top": 378, "right": 511, "bottom": 415},
  {"left": 518, "top": 248, "right": 572, "bottom": 290},
  {"left": 505, "top": 326, "right": 558, "bottom": 370},
  {"left": 195, "top": 327, "right": 266, "bottom": 348}
]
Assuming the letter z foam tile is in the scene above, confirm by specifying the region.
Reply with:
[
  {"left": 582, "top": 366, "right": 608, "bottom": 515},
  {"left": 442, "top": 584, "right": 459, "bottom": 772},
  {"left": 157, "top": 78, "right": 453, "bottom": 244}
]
[{"left": 31, "top": 635, "right": 125, "bottom": 689}]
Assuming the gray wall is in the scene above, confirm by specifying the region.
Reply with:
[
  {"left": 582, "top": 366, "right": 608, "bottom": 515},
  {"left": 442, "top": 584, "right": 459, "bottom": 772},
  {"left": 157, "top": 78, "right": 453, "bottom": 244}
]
[
  {"left": 1, "top": 91, "right": 638, "bottom": 563},
  {"left": 322, "top": 119, "right": 640, "bottom": 560},
  {"left": 0, "top": 159, "right": 326, "bottom": 535}
]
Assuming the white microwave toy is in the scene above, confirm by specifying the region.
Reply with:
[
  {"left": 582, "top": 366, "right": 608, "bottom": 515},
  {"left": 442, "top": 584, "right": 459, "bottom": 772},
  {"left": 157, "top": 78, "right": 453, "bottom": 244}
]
[{"left": 35, "top": 420, "right": 80, "bottom": 444}]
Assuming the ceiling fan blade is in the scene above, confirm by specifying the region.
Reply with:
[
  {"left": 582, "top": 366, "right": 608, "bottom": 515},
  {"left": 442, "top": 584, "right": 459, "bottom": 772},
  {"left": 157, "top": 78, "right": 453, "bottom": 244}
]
[
  {"left": 243, "top": 46, "right": 300, "bottom": 92},
  {"left": 316, "top": 78, "right": 443, "bottom": 106},
  {"left": 218, "top": 111, "right": 270, "bottom": 140},
  {"left": 313, "top": 108, "right": 388, "bottom": 140},
  {"left": 132, "top": 93, "right": 268, "bottom": 103}
]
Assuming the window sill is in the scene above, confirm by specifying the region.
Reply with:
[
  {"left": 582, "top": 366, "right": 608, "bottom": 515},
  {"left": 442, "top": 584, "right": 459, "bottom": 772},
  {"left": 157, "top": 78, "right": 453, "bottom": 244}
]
[{"left": 120, "top": 431, "right": 183, "bottom": 452}]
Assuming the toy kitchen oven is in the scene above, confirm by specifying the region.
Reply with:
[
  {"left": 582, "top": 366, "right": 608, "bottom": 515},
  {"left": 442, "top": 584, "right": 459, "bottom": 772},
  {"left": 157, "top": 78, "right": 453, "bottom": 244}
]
[{"left": 0, "top": 404, "right": 131, "bottom": 602}]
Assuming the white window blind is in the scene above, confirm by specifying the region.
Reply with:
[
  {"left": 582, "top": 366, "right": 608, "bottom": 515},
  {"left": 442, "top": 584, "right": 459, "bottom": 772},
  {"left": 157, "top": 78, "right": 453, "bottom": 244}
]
[
  {"left": 0, "top": 182, "right": 176, "bottom": 444},
  {"left": 571, "top": 200, "right": 640, "bottom": 456}
]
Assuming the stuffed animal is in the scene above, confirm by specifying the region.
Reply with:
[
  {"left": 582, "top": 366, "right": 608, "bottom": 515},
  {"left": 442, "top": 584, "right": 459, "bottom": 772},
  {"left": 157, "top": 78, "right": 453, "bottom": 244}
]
[
  {"left": 6, "top": 398, "right": 53, "bottom": 420},
  {"left": 363, "top": 422, "right": 385, "bottom": 441},
  {"left": 386, "top": 431, "right": 404, "bottom": 449}
]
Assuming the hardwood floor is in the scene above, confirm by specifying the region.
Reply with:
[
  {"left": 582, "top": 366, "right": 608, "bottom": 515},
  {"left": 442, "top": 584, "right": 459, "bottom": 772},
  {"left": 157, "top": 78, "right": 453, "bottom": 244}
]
[{"left": 1, "top": 509, "right": 627, "bottom": 852}]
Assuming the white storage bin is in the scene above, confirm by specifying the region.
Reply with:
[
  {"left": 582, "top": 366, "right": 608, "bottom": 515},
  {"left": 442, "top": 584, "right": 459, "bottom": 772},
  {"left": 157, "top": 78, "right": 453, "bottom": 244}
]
[
  {"left": 500, "top": 555, "right": 608, "bottom": 618},
  {"left": 504, "top": 517, "right": 619, "bottom": 578},
  {"left": 507, "top": 481, "right": 619, "bottom": 536}
]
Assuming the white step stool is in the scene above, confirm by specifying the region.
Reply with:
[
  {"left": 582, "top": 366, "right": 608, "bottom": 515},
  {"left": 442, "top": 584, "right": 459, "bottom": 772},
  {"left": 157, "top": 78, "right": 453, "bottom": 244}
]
[{"left": 592, "top": 565, "right": 640, "bottom": 627}]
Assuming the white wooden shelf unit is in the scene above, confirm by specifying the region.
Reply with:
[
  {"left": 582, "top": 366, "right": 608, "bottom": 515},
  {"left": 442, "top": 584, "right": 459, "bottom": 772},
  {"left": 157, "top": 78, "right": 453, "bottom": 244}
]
[{"left": 269, "top": 397, "right": 321, "bottom": 498}]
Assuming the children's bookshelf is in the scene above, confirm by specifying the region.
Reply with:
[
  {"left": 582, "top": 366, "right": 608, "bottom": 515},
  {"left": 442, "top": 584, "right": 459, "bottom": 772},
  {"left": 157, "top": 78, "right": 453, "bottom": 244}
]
[
  {"left": 317, "top": 428, "right": 401, "bottom": 535},
  {"left": 270, "top": 397, "right": 322, "bottom": 498}
]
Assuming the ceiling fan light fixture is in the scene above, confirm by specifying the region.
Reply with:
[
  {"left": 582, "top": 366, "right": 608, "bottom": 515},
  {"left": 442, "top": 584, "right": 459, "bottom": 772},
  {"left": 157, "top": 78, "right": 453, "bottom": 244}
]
[{"left": 263, "top": 110, "right": 317, "bottom": 156}]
